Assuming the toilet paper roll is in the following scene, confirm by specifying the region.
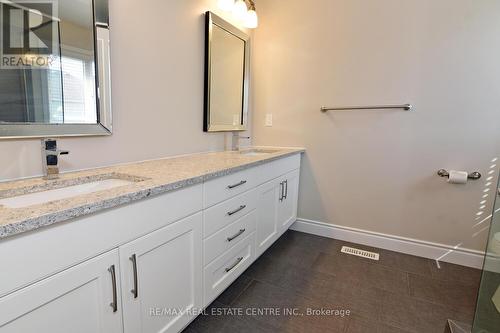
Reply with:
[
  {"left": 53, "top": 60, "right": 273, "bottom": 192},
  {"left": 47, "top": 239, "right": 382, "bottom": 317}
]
[{"left": 448, "top": 170, "right": 468, "bottom": 184}]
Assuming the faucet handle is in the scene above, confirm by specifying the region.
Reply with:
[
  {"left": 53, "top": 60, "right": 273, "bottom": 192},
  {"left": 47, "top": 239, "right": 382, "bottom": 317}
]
[
  {"left": 44, "top": 138, "right": 58, "bottom": 151},
  {"left": 42, "top": 138, "right": 69, "bottom": 155},
  {"left": 41, "top": 139, "right": 69, "bottom": 179}
]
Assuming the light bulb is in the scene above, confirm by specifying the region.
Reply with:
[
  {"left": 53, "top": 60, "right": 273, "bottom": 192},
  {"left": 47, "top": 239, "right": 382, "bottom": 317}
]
[
  {"left": 244, "top": 9, "right": 258, "bottom": 28},
  {"left": 232, "top": 0, "right": 248, "bottom": 20},
  {"left": 217, "top": 0, "right": 234, "bottom": 12}
]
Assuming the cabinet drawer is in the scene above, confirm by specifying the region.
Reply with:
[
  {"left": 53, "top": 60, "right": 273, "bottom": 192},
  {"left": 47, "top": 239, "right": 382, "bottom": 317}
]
[
  {"left": 203, "top": 168, "right": 258, "bottom": 208},
  {"left": 204, "top": 210, "right": 256, "bottom": 265},
  {"left": 256, "top": 154, "right": 301, "bottom": 185},
  {"left": 203, "top": 188, "right": 258, "bottom": 238},
  {"left": 204, "top": 233, "right": 255, "bottom": 305}
]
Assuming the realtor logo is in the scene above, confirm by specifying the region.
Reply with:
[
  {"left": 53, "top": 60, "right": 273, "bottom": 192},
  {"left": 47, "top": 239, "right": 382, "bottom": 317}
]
[{"left": 0, "top": 0, "right": 58, "bottom": 68}]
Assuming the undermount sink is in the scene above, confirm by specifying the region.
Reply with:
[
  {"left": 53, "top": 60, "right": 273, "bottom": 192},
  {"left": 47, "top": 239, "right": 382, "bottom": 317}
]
[
  {"left": 238, "top": 148, "right": 281, "bottom": 156},
  {"left": 0, "top": 174, "right": 144, "bottom": 209}
]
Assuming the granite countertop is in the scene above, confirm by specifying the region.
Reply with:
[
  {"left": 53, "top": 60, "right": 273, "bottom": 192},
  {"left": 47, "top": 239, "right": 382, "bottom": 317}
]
[{"left": 0, "top": 147, "right": 304, "bottom": 239}]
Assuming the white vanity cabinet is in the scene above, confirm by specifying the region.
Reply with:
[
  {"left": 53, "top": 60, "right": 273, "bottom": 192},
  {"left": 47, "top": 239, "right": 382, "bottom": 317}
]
[
  {"left": 256, "top": 178, "right": 281, "bottom": 256},
  {"left": 0, "top": 184, "right": 203, "bottom": 333},
  {"left": 0, "top": 212, "right": 203, "bottom": 333},
  {"left": 0, "top": 250, "right": 123, "bottom": 333},
  {"left": 277, "top": 169, "right": 300, "bottom": 232},
  {"left": 201, "top": 154, "right": 301, "bottom": 306},
  {"left": 0, "top": 152, "right": 302, "bottom": 333},
  {"left": 119, "top": 213, "right": 203, "bottom": 333},
  {"left": 255, "top": 169, "right": 300, "bottom": 256}
]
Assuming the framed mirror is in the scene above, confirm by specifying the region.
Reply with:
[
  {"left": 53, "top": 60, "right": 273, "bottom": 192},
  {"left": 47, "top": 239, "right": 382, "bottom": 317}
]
[
  {"left": 0, "top": 0, "right": 111, "bottom": 139},
  {"left": 204, "top": 11, "right": 249, "bottom": 132}
]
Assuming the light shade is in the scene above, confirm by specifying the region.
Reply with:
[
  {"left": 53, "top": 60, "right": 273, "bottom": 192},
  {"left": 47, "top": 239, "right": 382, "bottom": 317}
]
[
  {"left": 244, "top": 9, "right": 258, "bottom": 28},
  {"left": 217, "top": 0, "right": 234, "bottom": 12},
  {"left": 232, "top": 0, "right": 248, "bottom": 20}
]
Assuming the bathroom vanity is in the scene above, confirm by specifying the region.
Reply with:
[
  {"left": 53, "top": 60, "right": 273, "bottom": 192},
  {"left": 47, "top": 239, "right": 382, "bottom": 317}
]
[
  {"left": 0, "top": 3, "right": 299, "bottom": 332},
  {"left": 0, "top": 148, "right": 303, "bottom": 333}
]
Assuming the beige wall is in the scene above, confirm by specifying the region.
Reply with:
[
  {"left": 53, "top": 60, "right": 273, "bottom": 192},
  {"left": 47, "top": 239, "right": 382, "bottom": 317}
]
[
  {"left": 252, "top": 0, "right": 500, "bottom": 251},
  {"left": 0, "top": 0, "right": 250, "bottom": 181}
]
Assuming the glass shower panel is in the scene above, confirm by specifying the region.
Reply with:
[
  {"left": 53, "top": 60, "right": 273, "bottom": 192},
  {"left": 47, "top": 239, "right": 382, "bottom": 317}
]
[{"left": 473, "top": 173, "right": 500, "bottom": 332}]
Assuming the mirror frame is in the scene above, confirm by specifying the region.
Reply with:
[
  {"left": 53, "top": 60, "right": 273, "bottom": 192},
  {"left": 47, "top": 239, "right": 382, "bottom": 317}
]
[
  {"left": 204, "top": 11, "right": 250, "bottom": 132},
  {"left": 0, "top": 0, "right": 112, "bottom": 139}
]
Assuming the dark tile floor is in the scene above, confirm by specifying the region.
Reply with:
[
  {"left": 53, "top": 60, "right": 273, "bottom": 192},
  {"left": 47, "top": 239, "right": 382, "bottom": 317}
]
[{"left": 183, "top": 231, "right": 481, "bottom": 333}]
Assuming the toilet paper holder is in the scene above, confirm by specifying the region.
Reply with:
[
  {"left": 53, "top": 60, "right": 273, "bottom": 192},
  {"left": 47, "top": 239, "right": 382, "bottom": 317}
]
[{"left": 437, "top": 169, "right": 481, "bottom": 180}]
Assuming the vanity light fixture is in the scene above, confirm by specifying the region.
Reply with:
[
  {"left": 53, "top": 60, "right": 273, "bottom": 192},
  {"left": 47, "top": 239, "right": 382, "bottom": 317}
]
[
  {"left": 217, "top": 0, "right": 235, "bottom": 12},
  {"left": 217, "top": 0, "right": 259, "bottom": 28},
  {"left": 245, "top": 1, "right": 258, "bottom": 28},
  {"left": 232, "top": 0, "right": 248, "bottom": 20}
]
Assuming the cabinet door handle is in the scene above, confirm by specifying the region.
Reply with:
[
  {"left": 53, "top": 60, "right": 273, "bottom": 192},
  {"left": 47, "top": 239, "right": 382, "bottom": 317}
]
[
  {"left": 227, "top": 205, "right": 246, "bottom": 216},
  {"left": 284, "top": 180, "right": 288, "bottom": 200},
  {"left": 108, "top": 265, "right": 118, "bottom": 313},
  {"left": 225, "top": 257, "right": 244, "bottom": 273},
  {"left": 279, "top": 182, "right": 284, "bottom": 202},
  {"left": 130, "top": 254, "right": 138, "bottom": 299},
  {"left": 228, "top": 180, "right": 247, "bottom": 189},
  {"left": 227, "top": 229, "right": 246, "bottom": 242}
]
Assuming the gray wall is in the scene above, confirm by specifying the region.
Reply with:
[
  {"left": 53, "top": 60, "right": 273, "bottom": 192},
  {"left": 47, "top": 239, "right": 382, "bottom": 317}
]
[{"left": 251, "top": 0, "right": 500, "bottom": 252}]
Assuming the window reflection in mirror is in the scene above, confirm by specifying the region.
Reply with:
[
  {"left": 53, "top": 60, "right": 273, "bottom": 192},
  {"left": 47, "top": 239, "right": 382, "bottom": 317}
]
[{"left": 0, "top": 0, "right": 97, "bottom": 125}]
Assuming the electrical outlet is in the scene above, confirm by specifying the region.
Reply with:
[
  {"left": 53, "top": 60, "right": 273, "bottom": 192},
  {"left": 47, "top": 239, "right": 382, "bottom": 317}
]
[{"left": 265, "top": 114, "right": 273, "bottom": 127}]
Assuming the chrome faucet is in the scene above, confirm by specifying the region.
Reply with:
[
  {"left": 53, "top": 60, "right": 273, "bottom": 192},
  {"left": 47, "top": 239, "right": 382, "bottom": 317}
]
[
  {"left": 41, "top": 139, "right": 69, "bottom": 179},
  {"left": 231, "top": 132, "right": 250, "bottom": 151}
]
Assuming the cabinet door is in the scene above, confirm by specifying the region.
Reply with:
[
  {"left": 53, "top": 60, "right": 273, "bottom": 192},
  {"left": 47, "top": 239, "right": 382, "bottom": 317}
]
[
  {"left": 256, "top": 179, "right": 280, "bottom": 257},
  {"left": 278, "top": 169, "right": 300, "bottom": 232},
  {"left": 0, "top": 250, "right": 122, "bottom": 333},
  {"left": 120, "top": 212, "right": 203, "bottom": 333}
]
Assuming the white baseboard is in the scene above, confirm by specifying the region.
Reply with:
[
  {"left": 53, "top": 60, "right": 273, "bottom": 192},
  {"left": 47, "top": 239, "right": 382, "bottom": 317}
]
[{"left": 290, "top": 218, "right": 485, "bottom": 269}]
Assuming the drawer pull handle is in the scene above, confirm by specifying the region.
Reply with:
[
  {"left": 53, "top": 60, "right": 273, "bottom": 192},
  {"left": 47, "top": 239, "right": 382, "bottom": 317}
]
[
  {"left": 130, "top": 254, "right": 138, "bottom": 299},
  {"left": 228, "top": 180, "right": 247, "bottom": 189},
  {"left": 227, "top": 229, "right": 246, "bottom": 242},
  {"left": 227, "top": 205, "right": 246, "bottom": 216},
  {"left": 225, "top": 257, "right": 244, "bottom": 273},
  {"left": 284, "top": 180, "right": 288, "bottom": 199},
  {"left": 108, "top": 265, "right": 118, "bottom": 313}
]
